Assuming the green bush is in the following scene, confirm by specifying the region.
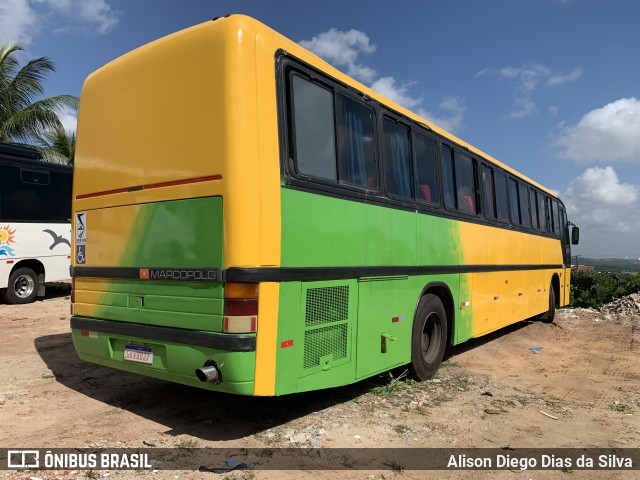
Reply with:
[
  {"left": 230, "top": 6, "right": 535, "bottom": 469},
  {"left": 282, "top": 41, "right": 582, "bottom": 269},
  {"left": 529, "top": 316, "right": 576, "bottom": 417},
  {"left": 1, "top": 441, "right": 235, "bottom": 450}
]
[{"left": 570, "top": 270, "right": 640, "bottom": 308}]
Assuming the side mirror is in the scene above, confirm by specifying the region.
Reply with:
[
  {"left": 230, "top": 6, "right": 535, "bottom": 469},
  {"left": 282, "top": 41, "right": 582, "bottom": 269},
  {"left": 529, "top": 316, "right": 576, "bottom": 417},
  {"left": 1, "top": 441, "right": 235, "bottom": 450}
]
[{"left": 571, "top": 226, "right": 580, "bottom": 245}]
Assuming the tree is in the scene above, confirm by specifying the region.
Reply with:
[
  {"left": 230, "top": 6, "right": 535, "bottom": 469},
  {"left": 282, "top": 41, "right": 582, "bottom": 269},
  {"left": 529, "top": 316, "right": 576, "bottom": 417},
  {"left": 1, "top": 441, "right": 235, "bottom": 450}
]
[
  {"left": 0, "top": 42, "right": 78, "bottom": 148},
  {"left": 36, "top": 124, "right": 76, "bottom": 165}
]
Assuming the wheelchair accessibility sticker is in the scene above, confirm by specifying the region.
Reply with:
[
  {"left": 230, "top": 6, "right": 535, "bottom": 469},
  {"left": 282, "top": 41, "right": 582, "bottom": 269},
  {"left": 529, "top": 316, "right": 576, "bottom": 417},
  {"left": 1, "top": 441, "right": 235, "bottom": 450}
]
[{"left": 76, "top": 211, "right": 86, "bottom": 264}]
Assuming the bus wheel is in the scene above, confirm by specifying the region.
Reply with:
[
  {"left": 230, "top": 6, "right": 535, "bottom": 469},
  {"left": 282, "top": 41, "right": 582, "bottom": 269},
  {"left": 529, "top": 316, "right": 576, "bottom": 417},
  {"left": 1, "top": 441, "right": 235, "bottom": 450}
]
[
  {"left": 3, "top": 267, "right": 39, "bottom": 304},
  {"left": 540, "top": 285, "right": 556, "bottom": 324},
  {"left": 410, "top": 294, "right": 448, "bottom": 380}
]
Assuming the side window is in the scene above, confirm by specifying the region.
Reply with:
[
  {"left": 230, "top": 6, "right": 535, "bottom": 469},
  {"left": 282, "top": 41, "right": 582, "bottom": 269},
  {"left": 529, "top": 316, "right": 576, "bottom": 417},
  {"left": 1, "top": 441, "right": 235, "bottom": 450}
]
[
  {"left": 441, "top": 145, "right": 456, "bottom": 209},
  {"left": 537, "top": 191, "right": 547, "bottom": 232},
  {"left": 518, "top": 182, "right": 531, "bottom": 228},
  {"left": 481, "top": 165, "right": 496, "bottom": 219},
  {"left": 455, "top": 153, "right": 476, "bottom": 214},
  {"left": 291, "top": 75, "right": 337, "bottom": 180},
  {"left": 552, "top": 199, "right": 560, "bottom": 235},
  {"left": 545, "top": 197, "right": 553, "bottom": 233},
  {"left": 382, "top": 119, "right": 412, "bottom": 198},
  {"left": 337, "top": 95, "right": 377, "bottom": 189},
  {"left": 494, "top": 171, "right": 510, "bottom": 222},
  {"left": 0, "top": 165, "right": 72, "bottom": 222},
  {"left": 21, "top": 169, "right": 50, "bottom": 185},
  {"left": 508, "top": 178, "right": 520, "bottom": 225},
  {"left": 529, "top": 188, "right": 539, "bottom": 230},
  {"left": 414, "top": 133, "right": 440, "bottom": 204}
]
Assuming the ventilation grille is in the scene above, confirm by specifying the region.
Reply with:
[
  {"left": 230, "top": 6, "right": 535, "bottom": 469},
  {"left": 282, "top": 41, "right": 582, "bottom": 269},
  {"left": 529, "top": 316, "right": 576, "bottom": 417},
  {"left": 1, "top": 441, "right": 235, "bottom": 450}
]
[
  {"left": 303, "top": 324, "right": 348, "bottom": 369},
  {"left": 305, "top": 285, "right": 349, "bottom": 327},
  {"left": 303, "top": 285, "right": 350, "bottom": 370}
]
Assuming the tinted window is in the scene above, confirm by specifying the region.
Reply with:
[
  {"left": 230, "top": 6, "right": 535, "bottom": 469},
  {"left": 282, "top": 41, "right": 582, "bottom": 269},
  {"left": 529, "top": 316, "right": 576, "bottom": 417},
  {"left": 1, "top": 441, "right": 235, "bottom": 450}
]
[
  {"left": 21, "top": 169, "right": 50, "bottom": 185},
  {"left": 441, "top": 145, "right": 456, "bottom": 209},
  {"left": 551, "top": 200, "right": 560, "bottom": 235},
  {"left": 414, "top": 133, "right": 440, "bottom": 204},
  {"left": 537, "top": 193, "right": 547, "bottom": 232},
  {"left": 291, "top": 75, "right": 336, "bottom": 180},
  {"left": 455, "top": 153, "right": 476, "bottom": 214},
  {"left": 494, "top": 172, "right": 509, "bottom": 222},
  {"left": 508, "top": 179, "right": 520, "bottom": 225},
  {"left": 529, "top": 188, "right": 539, "bottom": 229},
  {"left": 383, "top": 119, "right": 412, "bottom": 198},
  {"left": 337, "top": 95, "right": 377, "bottom": 188},
  {"left": 0, "top": 164, "right": 72, "bottom": 222},
  {"left": 518, "top": 182, "right": 531, "bottom": 228},
  {"left": 481, "top": 165, "right": 496, "bottom": 219}
]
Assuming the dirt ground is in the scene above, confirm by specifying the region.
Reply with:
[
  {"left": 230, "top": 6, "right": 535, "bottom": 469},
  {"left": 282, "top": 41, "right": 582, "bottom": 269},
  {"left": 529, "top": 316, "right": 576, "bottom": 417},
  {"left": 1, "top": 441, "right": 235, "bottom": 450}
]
[{"left": 1, "top": 286, "right": 639, "bottom": 480}]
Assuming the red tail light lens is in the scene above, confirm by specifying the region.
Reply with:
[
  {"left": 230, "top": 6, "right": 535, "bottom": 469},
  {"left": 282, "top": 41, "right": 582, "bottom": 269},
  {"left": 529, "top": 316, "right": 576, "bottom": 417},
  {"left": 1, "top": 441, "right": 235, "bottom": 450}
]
[{"left": 223, "top": 283, "right": 258, "bottom": 333}]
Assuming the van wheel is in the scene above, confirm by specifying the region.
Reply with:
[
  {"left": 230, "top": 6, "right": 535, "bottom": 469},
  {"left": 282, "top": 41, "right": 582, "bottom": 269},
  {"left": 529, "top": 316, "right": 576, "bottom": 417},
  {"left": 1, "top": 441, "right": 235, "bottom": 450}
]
[
  {"left": 540, "top": 285, "right": 556, "bottom": 323},
  {"left": 409, "top": 294, "right": 448, "bottom": 380},
  {"left": 3, "top": 267, "right": 39, "bottom": 304}
]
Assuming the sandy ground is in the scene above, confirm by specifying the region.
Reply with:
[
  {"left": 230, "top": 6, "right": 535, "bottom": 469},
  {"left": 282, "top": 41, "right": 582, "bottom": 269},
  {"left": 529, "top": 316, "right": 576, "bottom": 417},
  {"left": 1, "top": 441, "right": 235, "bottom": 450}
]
[{"left": 0, "top": 286, "right": 639, "bottom": 480}]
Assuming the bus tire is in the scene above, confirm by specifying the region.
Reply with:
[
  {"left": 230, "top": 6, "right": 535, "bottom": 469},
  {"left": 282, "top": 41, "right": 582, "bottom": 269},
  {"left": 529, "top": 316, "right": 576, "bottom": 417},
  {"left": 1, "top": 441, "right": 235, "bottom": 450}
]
[
  {"left": 540, "top": 285, "right": 555, "bottom": 323},
  {"left": 409, "top": 294, "right": 448, "bottom": 380},
  {"left": 3, "top": 267, "right": 39, "bottom": 304}
]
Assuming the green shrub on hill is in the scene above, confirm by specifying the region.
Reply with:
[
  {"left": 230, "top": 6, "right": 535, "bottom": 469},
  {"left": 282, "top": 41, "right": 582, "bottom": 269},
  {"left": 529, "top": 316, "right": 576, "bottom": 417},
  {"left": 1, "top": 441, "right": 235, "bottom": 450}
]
[{"left": 570, "top": 270, "right": 640, "bottom": 308}]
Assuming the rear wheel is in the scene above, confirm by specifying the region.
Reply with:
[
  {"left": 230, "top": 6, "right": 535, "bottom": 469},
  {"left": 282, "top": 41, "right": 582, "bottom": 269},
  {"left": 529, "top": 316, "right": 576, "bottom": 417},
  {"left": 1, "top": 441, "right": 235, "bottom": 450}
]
[
  {"left": 409, "top": 294, "right": 448, "bottom": 380},
  {"left": 540, "top": 284, "right": 556, "bottom": 323},
  {"left": 3, "top": 267, "right": 39, "bottom": 304}
]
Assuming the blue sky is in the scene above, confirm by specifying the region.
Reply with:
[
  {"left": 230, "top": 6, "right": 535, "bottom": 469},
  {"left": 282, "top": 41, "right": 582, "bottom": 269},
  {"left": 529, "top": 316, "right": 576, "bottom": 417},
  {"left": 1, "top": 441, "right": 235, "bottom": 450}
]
[{"left": 2, "top": 0, "right": 640, "bottom": 259}]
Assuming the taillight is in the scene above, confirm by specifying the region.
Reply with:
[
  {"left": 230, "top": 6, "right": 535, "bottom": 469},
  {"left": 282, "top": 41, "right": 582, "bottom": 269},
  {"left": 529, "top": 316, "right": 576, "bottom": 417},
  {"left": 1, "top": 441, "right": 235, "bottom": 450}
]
[{"left": 223, "top": 283, "right": 258, "bottom": 333}]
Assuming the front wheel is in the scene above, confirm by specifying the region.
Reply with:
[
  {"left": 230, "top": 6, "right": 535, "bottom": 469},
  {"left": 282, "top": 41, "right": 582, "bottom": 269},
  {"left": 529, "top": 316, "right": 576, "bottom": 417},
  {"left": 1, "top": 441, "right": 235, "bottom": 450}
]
[
  {"left": 409, "top": 294, "right": 448, "bottom": 380},
  {"left": 3, "top": 267, "right": 39, "bottom": 304},
  {"left": 540, "top": 285, "right": 556, "bottom": 323}
]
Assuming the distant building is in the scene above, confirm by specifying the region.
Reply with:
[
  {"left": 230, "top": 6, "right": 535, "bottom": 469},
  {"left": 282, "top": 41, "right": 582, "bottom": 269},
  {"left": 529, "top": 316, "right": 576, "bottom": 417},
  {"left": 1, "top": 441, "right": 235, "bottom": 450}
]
[{"left": 572, "top": 265, "right": 595, "bottom": 271}]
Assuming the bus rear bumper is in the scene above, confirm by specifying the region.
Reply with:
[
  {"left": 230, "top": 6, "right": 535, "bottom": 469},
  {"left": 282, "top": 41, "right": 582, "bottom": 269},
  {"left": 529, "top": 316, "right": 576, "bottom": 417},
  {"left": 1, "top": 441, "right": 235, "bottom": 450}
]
[{"left": 70, "top": 316, "right": 256, "bottom": 395}]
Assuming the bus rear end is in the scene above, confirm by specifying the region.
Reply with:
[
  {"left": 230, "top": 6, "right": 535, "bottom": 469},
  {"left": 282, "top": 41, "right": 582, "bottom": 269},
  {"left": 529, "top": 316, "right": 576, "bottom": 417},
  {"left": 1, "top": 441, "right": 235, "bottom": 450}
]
[{"left": 71, "top": 16, "right": 280, "bottom": 395}]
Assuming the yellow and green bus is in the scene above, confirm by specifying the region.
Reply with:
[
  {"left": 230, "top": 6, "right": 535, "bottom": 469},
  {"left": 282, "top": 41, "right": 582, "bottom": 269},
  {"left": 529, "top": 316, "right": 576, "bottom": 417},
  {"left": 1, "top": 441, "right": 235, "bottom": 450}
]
[{"left": 70, "top": 15, "right": 579, "bottom": 396}]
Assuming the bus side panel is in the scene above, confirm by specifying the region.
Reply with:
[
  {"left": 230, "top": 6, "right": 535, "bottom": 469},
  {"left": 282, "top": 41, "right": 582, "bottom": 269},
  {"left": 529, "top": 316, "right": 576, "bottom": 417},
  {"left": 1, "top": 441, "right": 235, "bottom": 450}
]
[
  {"left": 459, "top": 221, "right": 564, "bottom": 334},
  {"left": 280, "top": 190, "right": 416, "bottom": 267},
  {"left": 276, "top": 189, "right": 470, "bottom": 393},
  {"left": 416, "top": 213, "right": 471, "bottom": 344},
  {"left": 0, "top": 222, "right": 71, "bottom": 288}
]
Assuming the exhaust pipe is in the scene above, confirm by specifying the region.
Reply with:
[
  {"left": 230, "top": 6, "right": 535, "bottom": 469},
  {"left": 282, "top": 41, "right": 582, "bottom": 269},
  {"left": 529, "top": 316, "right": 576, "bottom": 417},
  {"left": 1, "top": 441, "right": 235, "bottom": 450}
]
[{"left": 195, "top": 361, "right": 221, "bottom": 384}]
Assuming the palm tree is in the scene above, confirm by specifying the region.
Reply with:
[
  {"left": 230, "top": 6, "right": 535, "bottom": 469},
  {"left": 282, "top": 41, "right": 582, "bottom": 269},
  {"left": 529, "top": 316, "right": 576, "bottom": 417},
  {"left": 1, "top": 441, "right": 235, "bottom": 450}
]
[
  {"left": 0, "top": 42, "right": 78, "bottom": 145},
  {"left": 36, "top": 124, "right": 76, "bottom": 165}
]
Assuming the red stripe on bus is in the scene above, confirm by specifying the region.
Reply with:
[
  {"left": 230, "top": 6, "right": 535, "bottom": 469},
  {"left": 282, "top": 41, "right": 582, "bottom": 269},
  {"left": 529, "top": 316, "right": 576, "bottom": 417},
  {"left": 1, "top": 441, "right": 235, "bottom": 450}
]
[{"left": 76, "top": 175, "right": 223, "bottom": 199}]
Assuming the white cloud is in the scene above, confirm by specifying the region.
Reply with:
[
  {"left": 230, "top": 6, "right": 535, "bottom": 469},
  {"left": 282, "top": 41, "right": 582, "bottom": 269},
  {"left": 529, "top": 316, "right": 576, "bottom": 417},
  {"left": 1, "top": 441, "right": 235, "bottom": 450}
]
[
  {"left": 476, "top": 62, "right": 582, "bottom": 119},
  {"left": 58, "top": 107, "right": 78, "bottom": 133},
  {"left": 563, "top": 167, "right": 640, "bottom": 255},
  {"left": 300, "top": 28, "right": 465, "bottom": 133},
  {"left": 555, "top": 98, "right": 640, "bottom": 163},
  {"left": 511, "top": 96, "right": 538, "bottom": 119},
  {"left": 0, "top": 0, "right": 38, "bottom": 45},
  {"left": 564, "top": 166, "right": 639, "bottom": 233},
  {"left": 369, "top": 77, "right": 423, "bottom": 110},
  {"left": 0, "top": 0, "right": 118, "bottom": 45},
  {"left": 299, "top": 28, "right": 377, "bottom": 83},
  {"left": 548, "top": 67, "right": 583, "bottom": 87},
  {"left": 419, "top": 97, "right": 465, "bottom": 132}
]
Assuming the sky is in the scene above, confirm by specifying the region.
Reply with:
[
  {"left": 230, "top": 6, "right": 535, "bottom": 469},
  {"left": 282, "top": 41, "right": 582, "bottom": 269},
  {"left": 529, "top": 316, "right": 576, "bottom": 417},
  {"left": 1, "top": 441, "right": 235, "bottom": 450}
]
[{"left": 2, "top": 0, "right": 640, "bottom": 259}]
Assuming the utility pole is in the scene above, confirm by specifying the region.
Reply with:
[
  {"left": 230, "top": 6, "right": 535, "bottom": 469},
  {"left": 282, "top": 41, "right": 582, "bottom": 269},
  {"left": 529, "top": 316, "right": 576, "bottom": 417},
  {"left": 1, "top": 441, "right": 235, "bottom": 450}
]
[{"left": 574, "top": 254, "right": 581, "bottom": 268}]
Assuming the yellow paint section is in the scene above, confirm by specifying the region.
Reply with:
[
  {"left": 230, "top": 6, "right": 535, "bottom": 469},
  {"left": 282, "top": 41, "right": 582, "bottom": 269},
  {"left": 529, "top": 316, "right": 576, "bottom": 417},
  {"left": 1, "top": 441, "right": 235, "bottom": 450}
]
[
  {"left": 458, "top": 221, "right": 565, "bottom": 336},
  {"left": 253, "top": 282, "right": 279, "bottom": 396},
  {"left": 75, "top": 15, "right": 283, "bottom": 271},
  {"left": 79, "top": 203, "right": 141, "bottom": 267}
]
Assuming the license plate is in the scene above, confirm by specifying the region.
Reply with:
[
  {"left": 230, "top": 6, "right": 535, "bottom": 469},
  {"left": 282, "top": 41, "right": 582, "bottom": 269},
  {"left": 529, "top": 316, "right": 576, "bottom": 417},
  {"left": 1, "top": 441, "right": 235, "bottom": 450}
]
[{"left": 124, "top": 344, "right": 154, "bottom": 364}]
